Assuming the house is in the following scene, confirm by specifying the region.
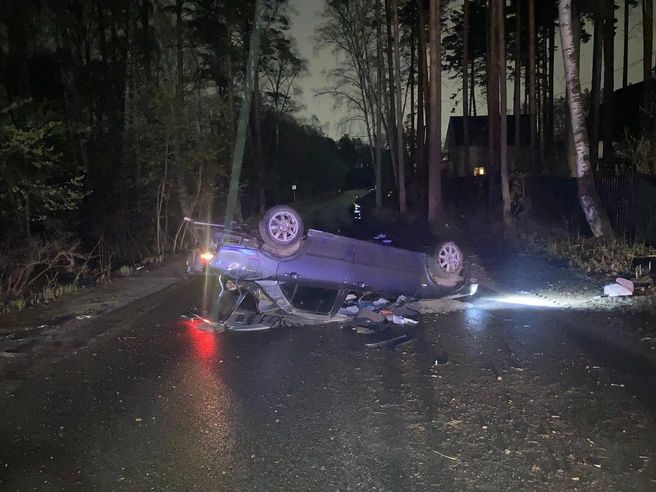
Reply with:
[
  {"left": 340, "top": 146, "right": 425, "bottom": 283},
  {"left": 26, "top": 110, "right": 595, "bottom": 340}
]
[
  {"left": 596, "top": 78, "right": 656, "bottom": 142},
  {"left": 443, "top": 115, "right": 532, "bottom": 177}
]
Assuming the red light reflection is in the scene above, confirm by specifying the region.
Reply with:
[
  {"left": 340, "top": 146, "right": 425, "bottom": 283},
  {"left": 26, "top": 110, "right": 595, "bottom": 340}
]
[{"left": 186, "top": 320, "right": 219, "bottom": 360}]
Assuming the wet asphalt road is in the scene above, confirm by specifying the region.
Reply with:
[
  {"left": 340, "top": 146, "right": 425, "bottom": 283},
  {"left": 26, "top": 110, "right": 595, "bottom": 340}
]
[{"left": 1, "top": 278, "right": 656, "bottom": 491}]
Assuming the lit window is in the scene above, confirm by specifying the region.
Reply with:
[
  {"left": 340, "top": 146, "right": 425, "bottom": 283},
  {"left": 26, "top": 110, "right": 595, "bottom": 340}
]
[{"left": 474, "top": 167, "right": 485, "bottom": 176}]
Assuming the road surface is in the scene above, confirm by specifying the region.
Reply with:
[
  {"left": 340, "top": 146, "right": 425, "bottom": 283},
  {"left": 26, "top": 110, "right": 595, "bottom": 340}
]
[{"left": 1, "top": 274, "right": 656, "bottom": 491}]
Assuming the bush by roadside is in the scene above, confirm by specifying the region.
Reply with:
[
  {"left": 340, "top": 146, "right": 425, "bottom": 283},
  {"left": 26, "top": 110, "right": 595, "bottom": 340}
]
[{"left": 0, "top": 235, "right": 170, "bottom": 314}]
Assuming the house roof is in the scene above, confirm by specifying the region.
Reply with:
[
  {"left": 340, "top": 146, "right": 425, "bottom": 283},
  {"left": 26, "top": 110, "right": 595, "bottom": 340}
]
[{"left": 446, "top": 115, "right": 531, "bottom": 147}]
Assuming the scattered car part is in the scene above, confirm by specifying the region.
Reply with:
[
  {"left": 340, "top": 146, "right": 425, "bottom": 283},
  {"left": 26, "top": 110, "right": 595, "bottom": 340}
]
[{"left": 365, "top": 335, "right": 408, "bottom": 349}]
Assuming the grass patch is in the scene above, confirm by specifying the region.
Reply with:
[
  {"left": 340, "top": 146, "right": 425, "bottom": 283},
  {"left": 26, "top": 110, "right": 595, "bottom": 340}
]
[{"left": 520, "top": 230, "right": 656, "bottom": 276}]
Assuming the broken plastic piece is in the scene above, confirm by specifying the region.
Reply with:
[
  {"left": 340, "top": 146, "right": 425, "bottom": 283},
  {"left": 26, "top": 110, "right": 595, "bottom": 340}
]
[
  {"left": 365, "top": 335, "right": 407, "bottom": 348},
  {"left": 392, "top": 315, "right": 419, "bottom": 325},
  {"left": 604, "top": 279, "right": 634, "bottom": 297},
  {"left": 615, "top": 277, "right": 634, "bottom": 293}
]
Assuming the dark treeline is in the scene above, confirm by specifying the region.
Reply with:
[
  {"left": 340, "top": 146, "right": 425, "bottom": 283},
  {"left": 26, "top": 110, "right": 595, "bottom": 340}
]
[{"left": 0, "top": 0, "right": 373, "bottom": 306}]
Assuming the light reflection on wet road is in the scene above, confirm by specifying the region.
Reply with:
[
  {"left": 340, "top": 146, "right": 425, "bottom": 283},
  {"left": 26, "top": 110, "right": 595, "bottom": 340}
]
[{"left": 1, "top": 279, "right": 656, "bottom": 490}]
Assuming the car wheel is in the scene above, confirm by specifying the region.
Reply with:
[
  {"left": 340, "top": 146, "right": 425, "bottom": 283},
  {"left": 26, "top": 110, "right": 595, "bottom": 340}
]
[
  {"left": 259, "top": 205, "right": 304, "bottom": 251},
  {"left": 430, "top": 241, "right": 463, "bottom": 279}
]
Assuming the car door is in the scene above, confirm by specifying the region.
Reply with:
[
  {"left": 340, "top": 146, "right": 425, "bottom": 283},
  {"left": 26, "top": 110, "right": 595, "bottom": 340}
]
[
  {"left": 351, "top": 240, "right": 426, "bottom": 297},
  {"left": 276, "top": 230, "right": 355, "bottom": 289}
]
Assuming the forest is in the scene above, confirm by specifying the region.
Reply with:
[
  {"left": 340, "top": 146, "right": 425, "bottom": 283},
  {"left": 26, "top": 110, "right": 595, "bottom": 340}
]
[{"left": 1, "top": 0, "right": 655, "bottom": 308}]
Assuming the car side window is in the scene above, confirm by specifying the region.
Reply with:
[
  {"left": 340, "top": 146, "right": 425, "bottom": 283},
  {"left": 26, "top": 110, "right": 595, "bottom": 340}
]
[{"left": 279, "top": 283, "right": 338, "bottom": 314}]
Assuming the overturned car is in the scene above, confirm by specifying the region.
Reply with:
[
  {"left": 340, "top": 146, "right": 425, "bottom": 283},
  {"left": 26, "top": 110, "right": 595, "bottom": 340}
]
[{"left": 186, "top": 205, "right": 476, "bottom": 329}]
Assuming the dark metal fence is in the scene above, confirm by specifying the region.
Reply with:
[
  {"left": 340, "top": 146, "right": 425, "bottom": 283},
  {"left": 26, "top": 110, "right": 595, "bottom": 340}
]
[{"left": 443, "top": 173, "right": 655, "bottom": 242}]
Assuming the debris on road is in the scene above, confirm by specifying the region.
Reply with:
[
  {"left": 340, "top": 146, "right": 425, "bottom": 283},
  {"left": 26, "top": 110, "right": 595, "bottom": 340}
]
[
  {"left": 405, "top": 299, "right": 472, "bottom": 315},
  {"left": 365, "top": 334, "right": 408, "bottom": 349},
  {"left": 355, "top": 308, "right": 386, "bottom": 324}
]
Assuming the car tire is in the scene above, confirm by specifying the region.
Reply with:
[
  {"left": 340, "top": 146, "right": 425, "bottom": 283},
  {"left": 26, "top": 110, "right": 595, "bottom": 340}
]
[
  {"left": 259, "top": 205, "right": 304, "bottom": 251},
  {"left": 429, "top": 241, "right": 463, "bottom": 279}
]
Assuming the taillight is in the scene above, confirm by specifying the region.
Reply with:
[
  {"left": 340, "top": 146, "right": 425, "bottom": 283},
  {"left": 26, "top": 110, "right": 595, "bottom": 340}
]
[{"left": 200, "top": 252, "right": 214, "bottom": 263}]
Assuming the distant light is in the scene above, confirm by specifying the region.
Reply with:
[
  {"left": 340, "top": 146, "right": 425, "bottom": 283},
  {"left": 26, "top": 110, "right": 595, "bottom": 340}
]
[{"left": 200, "top": 252, "right": 214, "bottom": 262}]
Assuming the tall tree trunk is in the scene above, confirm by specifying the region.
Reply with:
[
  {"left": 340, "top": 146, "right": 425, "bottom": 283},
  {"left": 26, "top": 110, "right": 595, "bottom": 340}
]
[
  {"left": 644, "top": 0, "right": 654, "bottom": 134},
  {"left": 391, "top": 0, "right": 407, "bottom": 214},
  {"left": 602, "top": 0, "right": 615, "bottom": 170},
  {"left": 487, "top": 0, "right": 500, "bottom": 209},
  {"left": 567, "top": 2, "right": 582, "bottom": 177},
  {"left": 472, "top": 67, "right": 477, "bottom": 116},
  {"left": 428, "top": 0, "right": 443, "bottom": 221},
  {"left": 558, "top": 0, "right": 613, "bottom": 237},
  {"left": 376, "top": 0, "right": 384, "bottom": 209},
  {"left": 539, "top": 33, "right": 546, "bottom": 169},
  {"left": 417, "top": 0, "right": 428, "bottom": 206},
  {"left": 226, "top": 25, "right": 236, "bottom": 140},
  {"left": 514, "top": 0, "right": 521, "bottom": 171},
  {"left": 590, "top": 8, "right": 603, "bottom": 171},
  {"left": 176, "top": 0, "right": 184, "bottom": 101},
  {"left": 463, "top": 0, "right": 470, "bottom": 176},
  {"left": 385, "top": 0, "right": 399, "bottom": 186},
  {"left": 547, "top": 7, "right": 556, "bottom": 168},
  {"left": 529, "top": 0, "right": 538, "bottom": 171},
  {"left": 497, "top": 0, "right": 513, "bottom": 231},
  {"left": 410, "top": 5, "right": 416, "bottom": 170},
  {"left": 623, "top": 0, "right": 630, "bottom": 88},
  {"left": 140, "top": 0, "right": 151, "bottom": 81}
]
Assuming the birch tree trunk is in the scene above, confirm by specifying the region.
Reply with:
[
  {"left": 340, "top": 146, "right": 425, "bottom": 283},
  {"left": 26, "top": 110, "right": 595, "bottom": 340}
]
[
  {"left": 566, "top": 3, "right": 581, "bottom": 177},
  {"left": 392, "top": 0, "right": 407, "bottom": 214},
  {"left": 428, "top": 0, "right": 443, "bottom": 221},
  {"left": 558, "top": 0, "right": 613, "bottom": 238}
]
